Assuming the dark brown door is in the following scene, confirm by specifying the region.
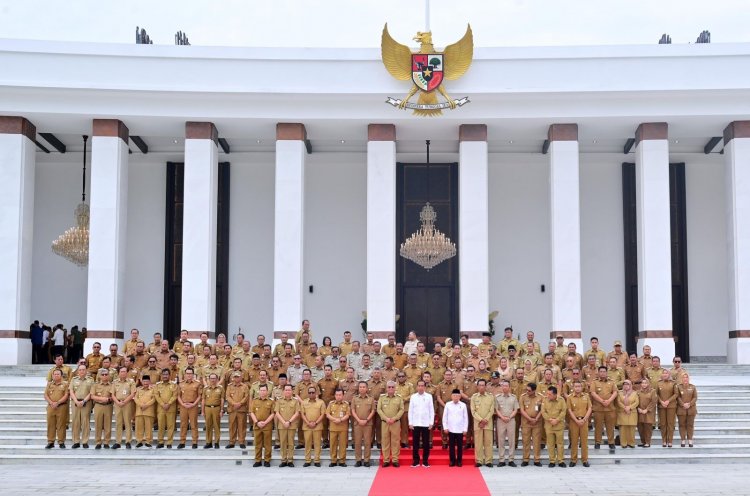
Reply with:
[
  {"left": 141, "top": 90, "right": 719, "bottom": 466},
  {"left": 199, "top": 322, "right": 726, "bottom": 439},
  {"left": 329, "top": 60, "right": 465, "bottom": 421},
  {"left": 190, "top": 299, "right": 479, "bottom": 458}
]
[
  {"left": 396, "top": 162, "right": 459, "bottom": 346},
  {"left": 163, "top": 162, "right": 230, "bottom": 344}
]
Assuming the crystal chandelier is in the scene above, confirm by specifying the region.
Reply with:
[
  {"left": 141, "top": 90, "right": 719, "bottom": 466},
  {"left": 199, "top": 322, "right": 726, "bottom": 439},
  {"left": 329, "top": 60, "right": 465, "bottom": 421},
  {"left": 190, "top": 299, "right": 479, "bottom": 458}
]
[
  {"left": 52, "top": 135, "right": 90, "bottom": 267},
  {"left": 399, "top": 140, "right": 457, "bottom": 270}
]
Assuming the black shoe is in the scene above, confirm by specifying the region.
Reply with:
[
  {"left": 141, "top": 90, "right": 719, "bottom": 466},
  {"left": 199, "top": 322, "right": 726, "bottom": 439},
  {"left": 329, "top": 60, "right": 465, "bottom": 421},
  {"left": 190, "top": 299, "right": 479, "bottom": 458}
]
[
  {"left": 45, "top": 443, "right": 54, "bottom": 449},
  {"left": 203, "top": 444, "right": 211, "bottom": 449},
  {"left": 82, "top": 444, "right": 88, "bottom": 449},
  {"left": 192, "top": 444, "right": 198, "bottom": 449},
  {"left": 338, "top": 463, "right": 347, "bottom": 467},
  {"left": 314, "top": 463, "right": 321, "bottom": 467},
  {"left": 144, "top": 443, "right": 152, "bottom": 448},
  {"left": 540, "top": 443, "right": 545, "bottom": 449},
  {"left": 288, "top": 462, "right": 295, "bottom": 467},
  {"left": 125, "top": 442, "right": 132, "bottom": 449},
  {"left": 485, "top": 463, "right": 492, "bottom": 468},
  {"left": 58, "top": 443, "right": 66, "bottom": 449},
  {"left": 609, "top": 444, "right": 615, "bottom": 450},
  {"left": 392, "top": 462, "right": 400, "bottom": 467},
  {"left": 558, "top": 462, "right": 566, "bottom": 467},
  {"left": 136, "top": 443, "right": 143, "bottom": 448},
  {"left": 615, "top": 435, "right": 620, "bottom": 445},
  {"left": 253, "top": 462, "right": 262, "bottom": 467},
  {"left": 295, "top": 444, "right": 304, "bottom": 449},
  {"left": 377, "top": 443, "right": 381, "bottom": 449},
  {"left": 95, "top": 444, "right": 101, "bottom": 450},
  {"left": 156, "top": 443, "right": 164, "bottom": 449},
  {"left": 534, "top": 462, "right": 542, "bottom": 467},
  {"left": 583, "top": 462, "right": 590, "bottom": 467},
  {"left": 303, "top": 462, "right": 311, "bottom": 467},
  {"left": 521, "top": 461, "right": 529, "bottom": 467},
  {"left": 264, "top": 462, "right": 271, "bottom": 467},
  {"left": 355, "top": 461, "right": 362, "bottom": 467},
  {"left": 112, "top": 443, "right": 120, "bottom": 449},
  {"left": 273, "top": 444, "right": 280, "bottom": 449},
  {"left": 638, "top": 443, "right": 645, "bottom": 447},
  {"left": 329, "top": 462, "right": 337, "bottom": 467},
  {"left": 449, "top": 461, "right": 455, "bottom": 467},
  {"left": 423, "top": 462, "right": 430, "bottom": 467},
  {"left": 225, "top": 444, "right": 234, "bottom": 449},
  {"left": 401, "top": 443, "right": 407, "bottom": 448},
  {"left": 280, "top": 462, "right": 288, "bottom": 467},
  {"left": 411, "top": 462, "right": 420, "bottom": 468},
  {"left": 569, "top": 462, "right": 577, "bottom": 467},
  {"left": 103, "top": 444, "right": 110, "bottom": 449},
  {"left": 498, "top": 461, "right": 506, "bottom": 467},
  {"left": 213, "top": 443, "right": 219, "bottom": 449},
  {"left": 548, "top": 463, "right": 555, "bottom": 468},
  {"left": 594, "top": 443, "right": 600, "bottom": 449},
  {"left": 167, "top": 445, "right": 172, "bottom": 449},
  {"left": 364, "top": 461, "right": 370, "bottom": 467},
  {"left": 72, "top": 443, "right": 80, "bottom": 449},
  {"left": 239, "top": 444, "right": 246, "bottom": 449},
  {"left": 382, "top": 461, "right": 391, "bottom": 467},
  {"left": 475, "top": 463, "right": 482, "bottom": 467},
  {"left": 456, "top": 462, "right": 462, "bottom": 467},
  {"left": 508, "top": 461, "right": 517, "bottom": 467}
]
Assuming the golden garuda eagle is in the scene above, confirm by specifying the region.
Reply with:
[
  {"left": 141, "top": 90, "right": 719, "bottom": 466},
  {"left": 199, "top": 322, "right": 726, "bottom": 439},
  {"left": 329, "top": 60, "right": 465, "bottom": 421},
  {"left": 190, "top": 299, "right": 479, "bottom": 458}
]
[{"left": 381, "top": 23, "right": 473, "bottom": 117}]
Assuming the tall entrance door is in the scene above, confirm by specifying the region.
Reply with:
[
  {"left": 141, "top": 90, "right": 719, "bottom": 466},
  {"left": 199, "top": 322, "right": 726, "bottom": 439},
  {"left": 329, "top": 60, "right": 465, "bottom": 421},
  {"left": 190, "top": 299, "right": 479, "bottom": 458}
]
[{"left": 396, "top": 162, "right": 459, "bottom": 346}]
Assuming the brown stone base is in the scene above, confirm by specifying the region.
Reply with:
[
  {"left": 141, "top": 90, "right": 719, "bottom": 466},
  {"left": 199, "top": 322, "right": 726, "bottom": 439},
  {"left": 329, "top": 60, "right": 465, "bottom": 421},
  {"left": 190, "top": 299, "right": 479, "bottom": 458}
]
[
  {"left": 637, "top": 330, "right": 674, "bottom": 339},
  {"left": 0, "top": 330, "right": 30, "bottom": 339},
  {"left": 86, "top": 330, "right": 125, "bottom": 339},
  {"left": 549, "top": 330, "right": 581, "bottom": 340},
  {"left": 729, "top": 330, "right": 750, "bottom": 339}
]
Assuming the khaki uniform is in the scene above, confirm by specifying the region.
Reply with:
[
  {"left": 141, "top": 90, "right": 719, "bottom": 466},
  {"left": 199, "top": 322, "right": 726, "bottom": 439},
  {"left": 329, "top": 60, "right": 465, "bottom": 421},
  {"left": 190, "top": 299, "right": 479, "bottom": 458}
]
[
  {"left": 657, "top": 379, "right": 678, "bottom": 445},
  {"left": 566, "top": 392, "right": 591, "bottom": 463},
  {"left": 276, "top": 397, "right": 300, "bottom": 462},
  {"left": 495, "top": 393, "right": 519, "bottom": 462},
  {"left": 624, "top": 363, "right": 646, "bottom": 384},
  {"left": 45, "top": 380, "right": 69, "bottom": 444},
  {"left": 395, "top": 381, "right": 414, "bottom": 445},
  {"left": 646, "top": 367, "right": 668, "bottom": 389},
  {"left": 402, "top": 364, "right": 423, "bottom": 385},
  {"left": 69, "top": 375, "right": 94, "bottom": 445},
  {"left": 225, "top": 382, "right": 250, "bottom": 445},
  {"left": 676, "top": 383, "right": 698, "bottom": 442},
  {"left": 154, "top": 381, "right": 179, "bottom": 445},
  {"left": 393, "top": 353, "right": 408, "bottom": 370},
  {"left": 91, "top": 382, "right": 113, "bottom": 444},
  {"left": 326, "top": 400, "right": 351, "bottom": 464},
  {"left": 367, "top": 379, "right": 386, "bottom": 446},
  {"left": 607, "top": 367, "right": 626, "bottom": 390},
  {"left": 47, "top": 365, "right": 73, "bottom": 382},
  {"left": 583, "top": 348, "right": 607, "bottom": 368},
  {"left": 520, "top": 391, "right": 544, "bottom": 463},
  {"left": 202, "top": 385, "right": 224, "bottom": 445},
  {"left": 470, "top": 392, "right": 495, "bottom": 464},
  {"left": 112, "top": 378, "right": 137, "bottom": 444},
  {"left": 377, "top": 394, "right": 404, "bottom": 464},
  {"left": 251, "top": 397, "right": 275, "bottom": 462},
  {"left": 178, "top": 379, "right": 203, "bottom": 445},
  {"left": 85, "top": 353, "right": 104, "bottom": 377},
  {"left": 541, "top": 396, "right": 567, "bottom": 464},
  {"left": 134, "top": 386, "right": 156, "bottom": 444},
  {"left": 317, "top": 377, "right": 338, "bottom": 445},
  {"left": 351, "top": 395, "right": 375, "bottom": 462},
  {"left": 607, "top": 351, "right": 627, "bottom": 368},
  {"left": 616, "top": 391, "right": 639, "bottom": 447},
  {"left": 498, "top": 338, "right": 521, "bottom": 356},
  {"left": 338, "top": 341, "right": 353, "bottom": 357},
  {"left": 123, "top": 339, "right": 144, "bottom": 357},
  {"left": 591, "top": 378, "right": 617, "bottom": 445},
  {"left": 637, "top": 387, "right": 657, "bottom": 445},
  {"left": 301, "top": 398, "right": 326, "bottom": 463}
]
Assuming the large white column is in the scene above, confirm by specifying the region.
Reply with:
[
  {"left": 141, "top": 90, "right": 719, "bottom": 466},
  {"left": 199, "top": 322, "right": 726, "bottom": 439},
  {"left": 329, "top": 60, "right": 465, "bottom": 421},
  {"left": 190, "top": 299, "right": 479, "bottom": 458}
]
[
  {"left": 86, "top": 119, "right": 129, "bottom": 353},
  {"left": 366, "top": 124, "right": 397, "bottom": 341},
  {"left": 273, "top": 123, "right": 306, "bottom": 340},
  {"left": 634, "top": 122, "right": 675, "bottom": 360},
  {"left": 0, "top": 117, "right": 36, "bottom": 364},
  {"left": 724, "top": 121, "right": 750, "bottom": 363},
  {"left": 181, "top": 122, "right": 219, "bottom": 341},
  {"left": 547, "top": 124, "right": 583, "bottom": 352},
  {"left": 458, "top": 125, "right": 489, "bottom": 342}
]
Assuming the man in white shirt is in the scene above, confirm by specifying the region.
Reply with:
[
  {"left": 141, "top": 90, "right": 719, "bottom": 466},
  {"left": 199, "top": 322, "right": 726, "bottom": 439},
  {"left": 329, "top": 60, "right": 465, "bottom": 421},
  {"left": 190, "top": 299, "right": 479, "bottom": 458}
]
[
  {"left": 408, "top": 380, "right": 434, "bottom": 467},
  {"left": 442, "top": 388, "right": 468, "bottom": 467}
]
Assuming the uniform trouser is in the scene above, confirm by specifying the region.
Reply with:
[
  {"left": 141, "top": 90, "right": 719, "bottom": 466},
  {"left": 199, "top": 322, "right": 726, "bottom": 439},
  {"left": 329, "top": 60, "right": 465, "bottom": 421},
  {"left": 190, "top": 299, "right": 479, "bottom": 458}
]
[
  {"left": 514, "top": 412, "right": 522, "bottom": 448},
  {"left": 253, "top": 427, "right": 273, "bottom": 462},
  {"left": 114, "top": 403, "right": 134, "bottom": 443},
  {"left": 353, "top": 423, "right": 373, "bottom": 462},
  {"left": 71, "top": 402, "right": 92, "bottom": 444},
  {"left": 157, "top": 406, "right": 177, "bottom": 444},
  {"left": 93, "top": 403, "right": 113, "bottom": 444},
  {"left": 620, "top": 425, "right": 636, "bottom": 447},
  {"left": 465, "top": 407, "right": 474, "bottom": 444},
  {"left": 448, "top": 432, "right": 463, "bottom": 464},
  {"left": 279, "top": 427, "right": 296, "bottom": 461},
  {"left": 637, "top": 421, "right": 653, "bottom": 445},
  {"left": 521, "top": 422, "right": 542, "bottom": 462},
  {"left": 204, "top": 406, "right": 221, "bottom": 444},
  {"left": 593, "top": 410, "right": 616, "bottom": 443},
  {"left": 329, "top": 429, "right": 347, "bottom": 463},
  {"left": 321, "top": 417, "right": 329, "bottom": 445},
  {"left": 382, "top": 420, "right": 401, "bottom": 462},
  {"left": 677, "top": 413, "right": 695, "bottom": 441},
  {"left": 496, "top": 418, "right": 516, "bottom": 461},
  {"left": 228, "top": 410, "right": 248, "bottom": 444},
  {"left": 46, "top": 405, "right": 67, "bottom": 443},
  {"left": 412, "top": 426, "right": 430, "bottom": 464},
  {"left": 545, "top": 426, "right": 564, "bottom": 463},
  {"left": 303, "top": 429, "right": 322, "bottom": 462},
  {"left": 658, "top": 407, "right": 676, "bottom": 444},
  {"left": 179, "top": 405, "right": 199, "bottom": 444},
  {"left": 135, "top": 415, "right": 154, "bottom": 443},
  {"left": 568, "top": 420, "right": 589, "bottom": 462},
  {"left": 372, "top": 414, "right": 381, "bottom": 446},
  {"left": 473, "top": 426, "right": 493, "bottom": 464},
  {"left": 400, "top": 408, "right": 410, "bottom": 445},
  {"left": 297, "top": 423, "right": 304, "bottom": 446}
]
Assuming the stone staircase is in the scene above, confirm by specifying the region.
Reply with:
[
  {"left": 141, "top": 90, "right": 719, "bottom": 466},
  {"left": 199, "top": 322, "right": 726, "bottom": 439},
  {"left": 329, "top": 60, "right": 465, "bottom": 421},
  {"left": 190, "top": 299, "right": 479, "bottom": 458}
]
[{"left": 0, "top": 364, "right": 748, "bottom": 465}]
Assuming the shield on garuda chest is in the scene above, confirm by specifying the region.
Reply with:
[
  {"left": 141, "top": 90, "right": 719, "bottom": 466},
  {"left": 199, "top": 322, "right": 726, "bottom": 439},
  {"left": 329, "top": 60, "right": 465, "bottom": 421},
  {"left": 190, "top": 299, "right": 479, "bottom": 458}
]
[{"left": 412, "top": 53, "right": 444, "bottom": 92}]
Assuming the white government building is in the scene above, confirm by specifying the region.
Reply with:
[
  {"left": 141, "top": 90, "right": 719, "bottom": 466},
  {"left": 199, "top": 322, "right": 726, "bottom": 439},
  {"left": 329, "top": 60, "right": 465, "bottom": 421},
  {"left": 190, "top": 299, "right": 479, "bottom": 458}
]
[{"left": 1, "top": 35, "right": 750, "bottom": 365}]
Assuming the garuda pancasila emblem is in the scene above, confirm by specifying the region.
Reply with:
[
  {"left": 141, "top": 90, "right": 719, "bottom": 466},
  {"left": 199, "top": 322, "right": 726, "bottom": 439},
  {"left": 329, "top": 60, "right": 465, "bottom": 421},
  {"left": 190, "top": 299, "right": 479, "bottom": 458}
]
[{"left": 381, "top": 23, "right": 473, "bottom": 117}]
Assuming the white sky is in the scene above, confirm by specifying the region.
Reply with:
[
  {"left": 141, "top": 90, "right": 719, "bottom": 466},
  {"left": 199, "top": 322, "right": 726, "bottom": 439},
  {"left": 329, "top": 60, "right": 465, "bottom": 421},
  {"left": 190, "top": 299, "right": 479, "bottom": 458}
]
[{"left": 0, "top": 0, "right": 748, "bottom": 48}]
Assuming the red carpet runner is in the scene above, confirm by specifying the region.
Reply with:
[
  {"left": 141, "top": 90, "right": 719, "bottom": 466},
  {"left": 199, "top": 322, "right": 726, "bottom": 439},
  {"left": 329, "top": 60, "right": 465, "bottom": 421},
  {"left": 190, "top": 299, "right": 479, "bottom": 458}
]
[{"left": 369, "top": 429, "right": 490, "bottom": 496}]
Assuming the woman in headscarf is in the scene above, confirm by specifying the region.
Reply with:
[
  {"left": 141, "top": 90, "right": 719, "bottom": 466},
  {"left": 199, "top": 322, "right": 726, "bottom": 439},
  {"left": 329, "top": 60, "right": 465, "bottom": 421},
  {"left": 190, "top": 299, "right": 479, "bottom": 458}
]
[
  {"left": 616, "top": 379, "right": 639, "bottom": 448},
  {"left": 676, "top": 373, "right": 698, "bottom": 447},
  {"left": 522, "top": 359, "right": 536, "bottom": 384}
]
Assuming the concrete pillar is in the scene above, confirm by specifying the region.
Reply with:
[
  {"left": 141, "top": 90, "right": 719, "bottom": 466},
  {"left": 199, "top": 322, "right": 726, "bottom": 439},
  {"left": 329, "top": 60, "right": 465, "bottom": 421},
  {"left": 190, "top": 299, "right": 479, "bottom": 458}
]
[
  {"left": 458, "top": 124, "right": 489, "bottom": 341},
  {"left": 547, "top": 124, "right": 583, "bottom": 352},
  {"left": 85, "top": 119, "right": 129, "bottom": 353},
  {"left": 634, "top": 122, "right": 675, "bottom": 360},
  {"left": 181, "top": 122, "right": 219, "bottom": 341},
  {"left": 273, "top": 123, "right": 306, "bottom": 340},
  {"left": 0, "top": 117, "right": 36, "bottom": 364},
  {"left": 366, "top": 124, "right": 397, "bottom": 341},
  {"left": 724, "top": 121, "right": 750, "bottom": 363}
]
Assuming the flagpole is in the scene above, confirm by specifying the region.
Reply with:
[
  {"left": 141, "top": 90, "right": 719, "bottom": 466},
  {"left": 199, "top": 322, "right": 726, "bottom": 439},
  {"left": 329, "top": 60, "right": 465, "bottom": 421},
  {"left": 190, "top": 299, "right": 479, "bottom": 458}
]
[{"left": 425, "top": 0, "right": 430, "bottom": 32}]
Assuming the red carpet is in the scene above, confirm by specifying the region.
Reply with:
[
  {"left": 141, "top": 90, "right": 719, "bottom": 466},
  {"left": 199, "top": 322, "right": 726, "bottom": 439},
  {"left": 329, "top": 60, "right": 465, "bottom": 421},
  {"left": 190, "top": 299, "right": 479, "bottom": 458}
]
[{"left": 369, "top": 429, "right": 490, "bottom": 496}]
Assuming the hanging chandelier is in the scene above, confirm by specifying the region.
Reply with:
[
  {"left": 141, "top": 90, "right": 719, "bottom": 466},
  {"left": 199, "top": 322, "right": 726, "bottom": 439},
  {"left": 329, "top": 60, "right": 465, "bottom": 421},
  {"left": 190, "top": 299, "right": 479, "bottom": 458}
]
[
  {"left": 399, "top": 140, "right": 456, "bottom": 270},
  {"left": 52, "top": 135, "right": 90, "bottom": 267}
]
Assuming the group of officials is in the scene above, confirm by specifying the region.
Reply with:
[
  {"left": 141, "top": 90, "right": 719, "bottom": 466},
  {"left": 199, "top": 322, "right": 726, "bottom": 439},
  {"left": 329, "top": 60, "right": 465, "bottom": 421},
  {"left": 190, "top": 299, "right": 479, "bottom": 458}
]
[{"left": 44, "top": 324, "right": 699, "bottom": 468}]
